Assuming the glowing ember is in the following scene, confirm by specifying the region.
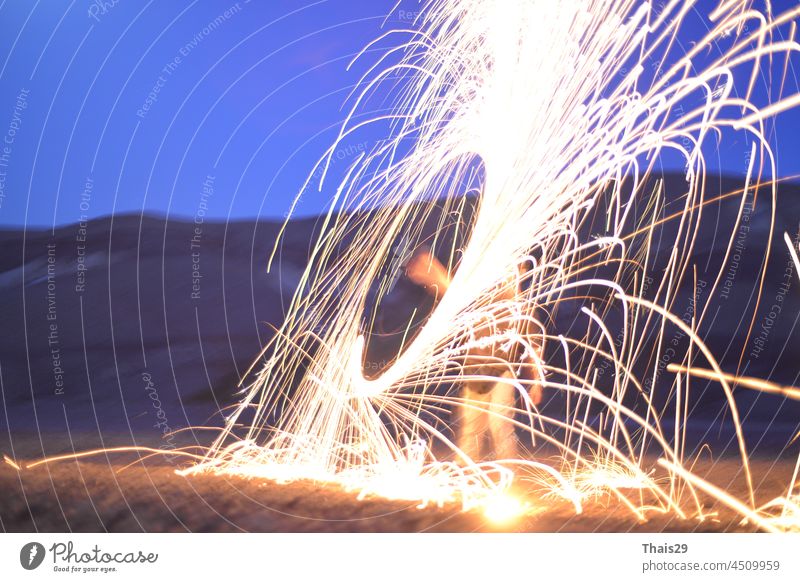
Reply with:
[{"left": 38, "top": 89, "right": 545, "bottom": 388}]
[{"left": 482, "top": 493, "right": 528, "bottom": 525}]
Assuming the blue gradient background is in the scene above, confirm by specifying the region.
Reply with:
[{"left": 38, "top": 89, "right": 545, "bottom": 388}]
[{"left": 0, "top": 0, "right": 797, "bottom": 227}]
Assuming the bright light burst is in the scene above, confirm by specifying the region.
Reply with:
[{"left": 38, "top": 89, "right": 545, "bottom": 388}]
[{"left": 181, "top": 0, "right": 800, "bottom": 530}]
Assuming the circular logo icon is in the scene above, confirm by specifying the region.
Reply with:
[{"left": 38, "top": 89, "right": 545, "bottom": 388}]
[{"left": 20, "top": 542, "right": 46, "bottom": 570}]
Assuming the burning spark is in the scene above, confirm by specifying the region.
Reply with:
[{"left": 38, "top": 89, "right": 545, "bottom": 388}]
[
  {"left": 658, "top": 459, "right": 787, "bottom": 533},
  {"left": 666, "top": 364, "right": 800, "bottom": 401},
  {"left": 26, "top": 446, "right": 205, "bottom": 470},
  {"left": 3, "top": 454, "right": 21, "bottom": 471},
  {"left": 482, "top": 492, "right": 528, "bottom": 525},
  {"left": 785, "top": 231, "right": 800, "bottom": 273},
  {"left": 180, "top": 0, "right": 800, "bottom": 527},
  {"left": 26, "top": 1, "right": 800, "bottom": 531}
]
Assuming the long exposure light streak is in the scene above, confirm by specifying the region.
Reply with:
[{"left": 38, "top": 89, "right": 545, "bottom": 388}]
[
  {"left": 14, "top": 0, "right": 796, "bottom": 531},
  {"left": 176, "top": 0, "right": 800, "bottom": 529}
]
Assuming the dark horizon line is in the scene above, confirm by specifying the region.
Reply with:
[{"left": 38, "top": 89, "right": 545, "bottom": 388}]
[{"left": 2, "top": 170, "right": 797, "bottom": 233}]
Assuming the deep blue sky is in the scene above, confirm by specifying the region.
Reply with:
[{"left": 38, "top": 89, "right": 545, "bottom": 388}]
[{"left": 0, "top": 0, "right": 797, "bottom": 227}]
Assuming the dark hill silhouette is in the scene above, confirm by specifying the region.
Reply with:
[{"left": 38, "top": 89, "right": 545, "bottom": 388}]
[{"left": 1, "top": 173, "right": 799, "bottom": 457}]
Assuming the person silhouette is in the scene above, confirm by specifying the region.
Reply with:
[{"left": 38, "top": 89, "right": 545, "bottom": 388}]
[{"left": 405, "top": 246, "right": 543, "bottom": 461}]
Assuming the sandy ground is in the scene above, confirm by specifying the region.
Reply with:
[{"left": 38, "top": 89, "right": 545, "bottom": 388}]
[{"left": 1, "top": 435, "right": 794, "bottom": 532}]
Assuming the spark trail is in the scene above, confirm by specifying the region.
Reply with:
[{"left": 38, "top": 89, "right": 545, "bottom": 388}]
[{"left": 181, "top": 0, "right": 800, "bottom": 529}]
